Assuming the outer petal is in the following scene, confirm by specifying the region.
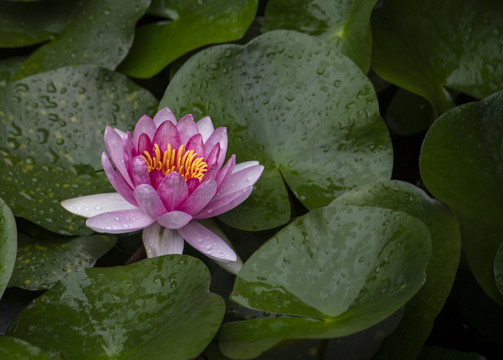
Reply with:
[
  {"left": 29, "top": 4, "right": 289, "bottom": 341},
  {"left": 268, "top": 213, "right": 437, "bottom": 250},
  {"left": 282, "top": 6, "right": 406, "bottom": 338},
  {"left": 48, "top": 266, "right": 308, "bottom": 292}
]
[
  {"left": 134, "top": 184, "right": 167, "bottom": 219},
  {"left": 131, "top": 156, "right": 151, "bottom": 186},
  {"left": 153, "top": 120, "right": 181, "bottom": 151},
  {"left": 196, "top": 116, "right": 214, "bottom": 143},
  {"left": 204, "top": 143, "right": 220, "bottom": 169},
  {"left": 156, "top": 211, "right": 193, "bottom": 229},
  {"left": 143, "top": 223, "right": 184, "bottom": 258},
  {"left": 122, "top": 131, "right": 137, "bottom": 182},
  {"left": 61, "top": 193, "right": 137, "bottom": 218},
  {"left": 232, "top": 160, "right": 260, "bottom": 174},
  {"left": 138, "top": 133, "right": 152, "bottom": 155},
  {"left": 102, "top": 152, "right": 137, "bottom": 206},
  {"left": 179, "top": 179, "right": 217, "bottom": 214},
  {"left": 195, "top": 186, "right": 253, "bottom": 219},
  {"left": 86, "top": 209, "right": 154, "bottom": 234},
  {"left": 216, "top": 164, "right": 264, "bottom": 199},
  {"left": 153, "top": 107, "right": 177, "bottom": 127},
  {"left": 133, "top": 115, "right": 156, "bottom": 149},
  {"left": 204, "top": 127, "right": 227, "bottom": 168},
  {"left": 114, "top": 128, "right": 126, "bottom": 138},
  {"left": 178, "top": 220, "right": 237, "bottom": 261},
  {"left": 215, "top": 154, "right": 236, "bottom": 191},
  {"left": 104, "top": 126, "right": 133, "bottom": 187},
  {"left": 177, "top": 114, "right": 198, "bottom": 145},
  {"left": 157, "top": 172, "right": 188, "bottom": 211}
]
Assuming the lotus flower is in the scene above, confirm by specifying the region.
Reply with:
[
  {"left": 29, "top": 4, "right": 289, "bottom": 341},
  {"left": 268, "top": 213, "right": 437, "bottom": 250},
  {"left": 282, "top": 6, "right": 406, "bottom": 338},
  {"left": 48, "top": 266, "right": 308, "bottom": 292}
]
[{"left": 62, "top": 107, "right": 263, "bottom": 262}]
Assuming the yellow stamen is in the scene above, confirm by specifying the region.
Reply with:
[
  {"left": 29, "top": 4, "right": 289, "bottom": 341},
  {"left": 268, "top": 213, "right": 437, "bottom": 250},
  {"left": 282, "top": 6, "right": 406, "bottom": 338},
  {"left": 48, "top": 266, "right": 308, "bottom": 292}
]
[{"left": 140, "top": 144, "right": 208, "bottom": 181}]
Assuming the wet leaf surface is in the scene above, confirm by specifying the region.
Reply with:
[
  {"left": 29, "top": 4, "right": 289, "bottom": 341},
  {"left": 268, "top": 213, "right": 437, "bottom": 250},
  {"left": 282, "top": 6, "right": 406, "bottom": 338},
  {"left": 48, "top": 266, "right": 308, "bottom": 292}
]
[
  {"left": 162, "top": 30, "right": 392, "bottom": 230},
  {"left": 0, "top": 197, "right": 17, "bottom": 299},
  {"left": 8, "top": 255, "right": 225, "bottom": 360},
  {"left": 0, "top": 337, "right": 52, "bottom": 360}
]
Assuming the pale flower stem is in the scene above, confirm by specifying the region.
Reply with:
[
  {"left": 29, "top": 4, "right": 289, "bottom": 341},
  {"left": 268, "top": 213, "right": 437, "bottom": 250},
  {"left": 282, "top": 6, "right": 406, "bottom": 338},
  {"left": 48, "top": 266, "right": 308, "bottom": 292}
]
[{"left": 124, "top": 245, "right": 147, "bottom": 265}]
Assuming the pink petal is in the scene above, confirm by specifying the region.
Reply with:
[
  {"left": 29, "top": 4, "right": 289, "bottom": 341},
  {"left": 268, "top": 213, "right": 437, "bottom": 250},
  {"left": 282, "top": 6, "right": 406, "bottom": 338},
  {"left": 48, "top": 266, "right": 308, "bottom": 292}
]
[
  {"left": 138, "top": 133, "right": 152, "bottom": 155},
  {"left": 133, "top": 115, "right": 156, "bottom": 149},
  {"left": 202, "top": 163, "right": 219, "bottom": 182},
  {"left": 178, "top": 221, "right": 236, "bottom": 261},
  {"left": 217, "top": 164, "right": 264, "bottom": 199},
  {"left": 153, "top": 107, "right": 177, "bottom": 127},
  {"left": 204, "top": 127, "right": 227, "bottom": 168},
  {"left": 153, "top": 120, "right": 181, "bottom": 151},
  {"left": 232, "top": 161, "right": 260, "bottom": 174},
  {"left": 185, "top": 134, "right": 205, "bottom": 158},
  {"left": 204, "top": 143, "right": 220, "bottom": 168},
  {"left": 157, "top": 172, "right": 188, "bottom": 211},
  {"left": 61, "top": 193, "right": 137, "bottom": 218},
  {"left": 195, "top": 186, "right": 253, "bottom": 218},
  {"left": 131, "top": 156, "right": 151, "bottom": 186},
  {"left": 142, "top": 223, "right": 184, "bottom": 257},
  {"left": 102, "top": 152, "right": 137, "bottom": 206},
  {"left": 215, "top": 154, "right": 236, "bottom": 191},
  {"left": 156, "top": 211, "right": 192, "bottom": 229},
  {"left": 86, "top": 209, "right": 154, "bottom": 234},
  {"left": 186, "top": 178, "right": 200, "bottom": 194},
  {"left": 177, "top": 114, "right": 198, "bottom": 145},
  {"left": 196, "top": 116, "right": 214, "bottom": 143},
  {"left": 104, "top": 127, "right": 133, "bottom": 187},
  {"left": 122, "top": 131, "right": 137, "bottom": 182},
  {"left": 179, "top": 179, "right": 217, "bottom": 214},
  {"left": 134, "top": 184, "right": 167, "bottom": 219},
  {"left": 149, "top": 169, "right": 165, "bottom": 189}
]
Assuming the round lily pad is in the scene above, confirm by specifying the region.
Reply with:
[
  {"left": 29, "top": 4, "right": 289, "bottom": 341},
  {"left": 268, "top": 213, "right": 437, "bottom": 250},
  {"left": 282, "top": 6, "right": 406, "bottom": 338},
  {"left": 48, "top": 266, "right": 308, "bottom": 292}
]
[
  {"left": 161, "top": 30, "right": 392, "bottom": 230},
  {"left": 332, "top": 181, "right": 460, "bottom": 359},
  {"left": 0, "top": 197, "right": 17, "bottom": 299},
  {"left": 8, "top": 255, "right": 225, "bottom": 360},
  {"left": 0, "top": 337, "right": 52, "bottom": 360},
  {"left": 13, "top": 0, "right": 150, "bottom": 80},
  {"left": 263, "top": 0, "right": 377, "bottom": 71},
  {"left": 119, "top": 0, "right": 258, "bottom": 78},
  {"left": 0, "top": 65, "right": 158, "bottom": 235},
  {"left": 219, "top": 204, "right": 431, "bottom": 358},
  {"left": 9, "top": 230, "right": 116, "bottom": 291},
  {"left": 420, "top": 90, "right": 503, "bottom": 305},
  {"left": 372, "top": 0, "right": 503, "bottom": 114}
]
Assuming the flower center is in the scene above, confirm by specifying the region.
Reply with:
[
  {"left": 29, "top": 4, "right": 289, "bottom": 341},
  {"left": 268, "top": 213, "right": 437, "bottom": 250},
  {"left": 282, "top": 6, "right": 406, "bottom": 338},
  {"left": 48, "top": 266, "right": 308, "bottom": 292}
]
[{"left": 141, "top": 143, "right": 208, "bottom": 181}]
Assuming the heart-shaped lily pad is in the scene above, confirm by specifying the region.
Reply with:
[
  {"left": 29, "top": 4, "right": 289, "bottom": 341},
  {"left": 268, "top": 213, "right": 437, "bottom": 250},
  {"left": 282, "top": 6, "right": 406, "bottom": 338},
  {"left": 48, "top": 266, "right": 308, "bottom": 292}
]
[
  {"left": 9, "top": 229, "right": 116, "bottom": 291},
  {"left": 0, "top": 65, "right": 158, "bottom": 235},
  {"left": 420, "top": 90, "right": 503, "bottom": 305},
  {"left": 0, "top": 0, "right": 76, "bottom": 47},
  {"left": 161, "top": 30, "right": 392, "bottom": 230},
  {"left": 119, "top": 0, "right": 258, "bottom": 78},
  {"left": 372, "top": 0, "right": 503, "bottom": 114},
  {"left": 0, "top": 197, "right": 17, "bottom": 299},
  {"left": 0, "top": 337, "right": 52, "bottom": 360},
  {"left": 332, "top": 180, "right": 460, "bottom": 359},
  {"left": 385, "top": 89, "right": 434, "bottom": 135},
  {"left": 0, "top": 57, "right": 25, "bottom": 87},
  {"left": 219, "top": 204, "right": 431, "bottom": 358},
  {"left": 263, "top": 0, "right": 377, "bottom": 72},
  {"left": 8, "top": 255, "right": 225, "bottom": 360},
  {"left": 13, "top": 0, "right": 150, "bottom": 80}
]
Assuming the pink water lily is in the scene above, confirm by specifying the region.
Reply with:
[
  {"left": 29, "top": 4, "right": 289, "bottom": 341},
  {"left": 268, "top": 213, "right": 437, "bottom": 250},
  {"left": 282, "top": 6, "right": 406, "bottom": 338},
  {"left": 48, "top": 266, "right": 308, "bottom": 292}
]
[{"left": 61, "top": 107, "right": 263, "bottom": 262}]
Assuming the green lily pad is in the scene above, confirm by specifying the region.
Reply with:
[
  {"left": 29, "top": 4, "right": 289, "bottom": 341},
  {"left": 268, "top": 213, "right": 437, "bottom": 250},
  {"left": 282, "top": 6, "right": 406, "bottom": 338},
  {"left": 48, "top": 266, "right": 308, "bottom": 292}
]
[
  {"left": 495, "top": 242, "right": 503, "bottom": 296},
  {"left": 9, "top": 228, "right": 117, "bottom": 291},
  {"left": 0, "top": 57, "right": 25, "bottom": 87},
  {"left": 263, "top": 0, "right": 377, "bottom": 72},
  {"left": 385, "top": 89, "right": 434, "bottom": 135},
  {"left": 0, "top": 65, "right": 158, "bottom": 235},
  {"left": 118, "top": 0, "right": 258, "bottom": 78},
  {"left": 0, "top": 197, "right": 17, "bottom": 299},
  {"left": 0, "top": 0, "right": 76, "bottom": 48},
  {"left": 419, "top": 346, "right": 487, "bottom": 360},
  {"left": 13, "top": 0, "right": 150, "bottom": 80},
  {"left": 219, "top": 204, "right": 431, "bottom": 358},
  {"left": 161, "top": 30, "right": 392, "bottom": 230},
  {"left": 420, "top": 90, "right": 503, "bottom": 305},
  {"left": 0, "top": 337, "right": 52, "bottom": 360},
  {"left": 372, "top": 0, "right": 503, "bottom": 115},
  {"left": 331, "top": 180, "right": 460, "bottom": 359},
  {"left": 8, "top": 255, "right": 225, "bottom": 360}
]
